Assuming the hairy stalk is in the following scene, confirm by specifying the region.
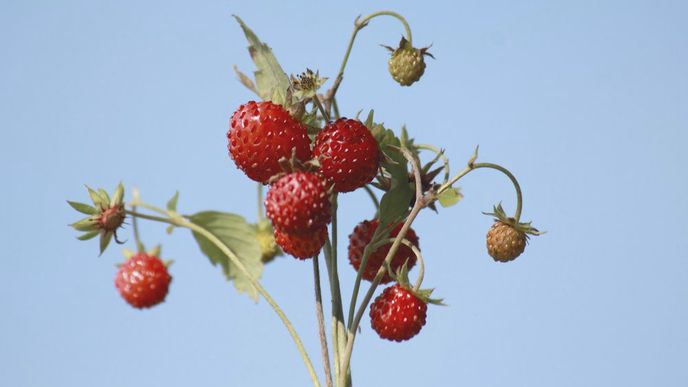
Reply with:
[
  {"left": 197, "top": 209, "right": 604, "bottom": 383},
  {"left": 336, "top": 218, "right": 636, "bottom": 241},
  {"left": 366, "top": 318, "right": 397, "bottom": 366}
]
[
  {"left": 338, "top": 147, "right": 425, "bottom": 386},
  {"left": 313, "top": 256, "right": 333, "bottom": 387},
  {"left": 125, "top": 209, "right": 321, "bottom": 387}
]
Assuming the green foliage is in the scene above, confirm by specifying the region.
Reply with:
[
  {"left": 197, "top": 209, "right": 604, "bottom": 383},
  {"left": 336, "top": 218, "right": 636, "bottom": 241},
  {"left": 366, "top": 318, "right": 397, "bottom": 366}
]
[
  {"left": 365, "top": 111, "right": 414, "bottom": 230},
  {"left": 437, "top": 187, "right": 463, "bottom": 208},
  {"left": 233, "top": 16, "right": 291, "bottom": 106},
  {"left": 189, "top": 211, "right": 264, "bottom": 301}
]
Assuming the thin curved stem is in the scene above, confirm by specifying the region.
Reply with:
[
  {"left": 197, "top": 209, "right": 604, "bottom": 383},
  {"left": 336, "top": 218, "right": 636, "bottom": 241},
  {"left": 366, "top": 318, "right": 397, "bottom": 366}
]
[
  {"left": 131, "top": 204, "right": 145, "bottom": 252},
  {"left": 438, "top": 155, "right": 524, "bottom": 222},
  {"left": 338, "top": 146, "right": 425, "bottom": 386},
  {"left": 327, "top": 10, "right": 413, "bottom": 104},
  {"left": 416, "top": 143, "right": 450, "bottom": 184},
  {"left": 125, "top": 209, "right": 322, "bottom": 387},
  {"left": 373, "top": 237, "right": 424, "bottom": 291},
  {"left": 473, "top": 163, "right": 523, "bottom": 222},
  {"left": 313, "top": 256, "right": 333, "bottom": 387}
]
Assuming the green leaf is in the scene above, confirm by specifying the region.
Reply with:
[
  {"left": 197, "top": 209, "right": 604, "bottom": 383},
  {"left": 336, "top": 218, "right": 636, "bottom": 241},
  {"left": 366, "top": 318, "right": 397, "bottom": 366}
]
[
  {"left": 378, "top": 182, "right": 413, "bottom": 230},
  {"left": 438, "top": 187, "right": 463, "bottom": 208},
  {"left": 233, "top": 16, "right": 291, "bottom": 106},
  {"left": 188, "top": 211, "right": 263, "bottom": 301},
  {"left": 233, "top": 65, "right": 260, "bottom": 96},
  {"left": 77, "top": 230, "right": 99, "bottom": 241},
  {"left": 167, "top": 191, "right": 179, "bottom": 212},
  {"left": 67, "top": 201, "right": 97, "bottom": 215}
]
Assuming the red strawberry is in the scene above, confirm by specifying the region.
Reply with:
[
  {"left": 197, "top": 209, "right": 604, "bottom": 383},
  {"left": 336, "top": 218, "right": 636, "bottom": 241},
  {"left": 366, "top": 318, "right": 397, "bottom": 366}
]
[
  {"left": 348, "top": 219, "right": 419, "bottom": 283},
  {"left": 313, "top": 118, "right": 380, "bottom": 193},
  {"left": 274, "top": 226, "right": 328, "bottom": 260},
  {"left": 370, "top": 284, "right": 427, "bottom": 342},
  {"left": 265, "top": 171, "right": 332, "bottom": 233},
  {"left": 228, "top": 101, "right": 312, "bottom": 183},
  {"left": 114, "top": 252, "right": 172, "bottom": 309}
]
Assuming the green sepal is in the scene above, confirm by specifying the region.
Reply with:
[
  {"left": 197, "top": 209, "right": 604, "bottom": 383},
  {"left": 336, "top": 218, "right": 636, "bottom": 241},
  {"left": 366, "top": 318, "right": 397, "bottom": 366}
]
[
  {"left": 148, "top": 245, "right": 161, "bottom": 258},
  {"left": 76, "top": 230, "right": 100, "bottom": 241},
  {"left": 71, "top": 217, "right": 98, "bottom": 232},
  {"left": 166, "top": 191, "right": 179, "bottom": 212},
  {"left": 165, "top": 224, "right": 175, "bottom": 235},
  {"left": 110, "top": 182, "right": 124, "bottom": 207},
  {"left": 437, "top": 187, "right": 463, "bottom": 208},
  {"left": 483, "top": 203, "right": 544, "bottom": 236},
  {"left": 99, "top": 231, "right": 113, "bottom": 256},
  {"left": 86, "top": 186, "right": 105, "bottom": 208},
  {"left": 122, "top": 248, "right": 135, "bottom": 259},
  {"left": 97, "top": 188, "right": 110, "bottom": 205},
  {"left": 67, "top": 201, "right": 97, "bottom": 215}
]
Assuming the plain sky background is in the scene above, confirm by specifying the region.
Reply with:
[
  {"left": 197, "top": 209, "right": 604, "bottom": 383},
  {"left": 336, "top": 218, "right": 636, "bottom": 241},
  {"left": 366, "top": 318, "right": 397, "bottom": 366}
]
[{"left": 1, "top": 1, "right": 687, "bottom": 386}]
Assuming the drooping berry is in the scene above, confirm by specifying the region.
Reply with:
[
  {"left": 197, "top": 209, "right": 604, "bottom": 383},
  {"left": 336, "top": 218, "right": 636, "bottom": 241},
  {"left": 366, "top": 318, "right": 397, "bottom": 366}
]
[
  {"left": 114, "top": 252, "right": 172, "bottom": 309},
  {"left": 484, "top": 203, "right": 541, "bottom": 262},
  {"left": 265, "top": 171, "right": 332, "bottom": 233},
  {"left": 386, "top": 37, "right": 433, "bottom": 87},
  {"left": 274, "top": 226, "right": 328, "bottom": 260},
  {"left": 313, "top": 118, "right": 380, "bottom": 193},
  {"left": 348, "top": 219, "right": 419, "bottom": 283},
  {"left": 486, "top": 221, "right": 527, "bottom": 262},
  {"left": 228, "top": 101, "right": 312, "bottom": 183},
  {"left": 370, "top": 284, "right": 427, "bottom": 342}
]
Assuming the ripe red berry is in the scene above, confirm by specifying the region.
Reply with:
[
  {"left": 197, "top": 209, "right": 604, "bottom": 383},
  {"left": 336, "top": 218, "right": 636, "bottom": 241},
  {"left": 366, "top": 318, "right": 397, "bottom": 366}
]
[
  {"left": 274, "top": 225, "right": 328, "bottom": 260},
  {"left": 265, "top": 171, "right": 332, "bottom": 233},
  {"left": 348, "top": 219, "right": 419, "bottom": 283},
  {"left": 370, "top": 284, "right": 427, "bottom": 342},
  {"left": 313, "top": 118, "right": 380, "bottom": 193},
  {"left": 228, "top": 101, "right": 312, "bottom": 183},
  {"left": 114, "top": 253, "right": 172, "bottom": 309}
]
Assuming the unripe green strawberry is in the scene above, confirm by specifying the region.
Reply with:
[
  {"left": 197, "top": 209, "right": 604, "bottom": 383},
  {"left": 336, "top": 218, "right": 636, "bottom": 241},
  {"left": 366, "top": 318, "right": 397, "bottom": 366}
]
[{"left": 385, "top": 37, "right": 433, "bottom": 86}]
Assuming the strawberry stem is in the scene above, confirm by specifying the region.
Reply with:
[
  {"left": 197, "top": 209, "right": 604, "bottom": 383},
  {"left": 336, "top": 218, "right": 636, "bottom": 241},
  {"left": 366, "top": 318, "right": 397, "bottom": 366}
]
[
  {"left": 313, "top": 256, "right": 333, "bottom": 387},
  {"left": 125, "top": 207, "right": 322, "bottom": 387}
]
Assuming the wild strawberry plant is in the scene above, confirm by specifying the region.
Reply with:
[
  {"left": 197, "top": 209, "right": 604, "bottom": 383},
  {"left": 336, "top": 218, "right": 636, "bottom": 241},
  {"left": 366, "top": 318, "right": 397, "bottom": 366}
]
[{"left": 68, "top": 10, "right": 542, "bottom": 387}]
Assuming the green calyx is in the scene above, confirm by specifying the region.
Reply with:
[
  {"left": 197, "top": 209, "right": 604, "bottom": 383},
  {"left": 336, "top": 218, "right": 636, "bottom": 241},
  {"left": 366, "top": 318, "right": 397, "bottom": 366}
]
[
  {"left": 483, "top": 203, "right": 543, "bottom": 236},
  {"left": 68, "top": 182, "right": 126, "bottom": 255},
  {"left": 393, "top": 261, "right": 444, "bottom": 306},
  {"left": 384, "top": 37, "right": 434, "bottom": 86},
  {"left": 255, "top": 219, "right": 282, "bottom": 263}
]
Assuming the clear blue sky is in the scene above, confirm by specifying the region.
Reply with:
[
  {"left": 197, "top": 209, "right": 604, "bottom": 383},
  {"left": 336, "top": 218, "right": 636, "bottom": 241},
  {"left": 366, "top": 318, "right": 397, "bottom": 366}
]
[{"left": 1, "top": 1, "right": 687, "bottom": 386}]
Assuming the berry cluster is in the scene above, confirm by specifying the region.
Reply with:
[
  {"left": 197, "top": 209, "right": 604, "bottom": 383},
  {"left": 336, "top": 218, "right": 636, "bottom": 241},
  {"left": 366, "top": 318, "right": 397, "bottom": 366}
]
[{"left": 67, "top": 11, "right": 543, "bottom": 386}]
